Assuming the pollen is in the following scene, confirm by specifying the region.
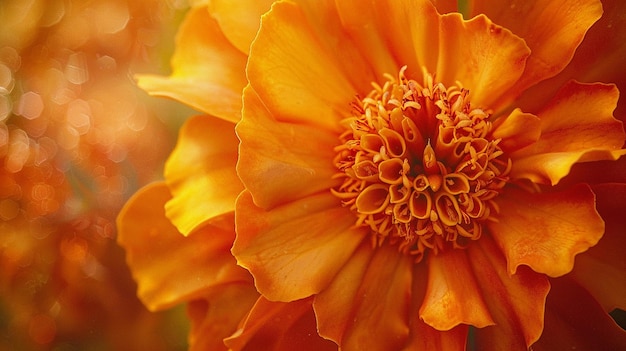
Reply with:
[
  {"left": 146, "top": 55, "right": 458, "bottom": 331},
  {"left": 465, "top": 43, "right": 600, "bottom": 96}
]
[{"left": 332, "top": 66, "right": 511, "bottom": 261}]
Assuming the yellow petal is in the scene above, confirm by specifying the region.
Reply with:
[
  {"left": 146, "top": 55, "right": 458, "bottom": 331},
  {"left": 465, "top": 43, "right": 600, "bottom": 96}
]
[
  {"left": 232, "top": 191, "right": 365, "bottom": 301},
  {"left": 420, "top": 248, "right": 495, "bottom": 330},
  {"left": 187, "top": 283, "right": 259, "bottom": 351},
  {"left": 488, "top": 184, "right": 604, "bottom": 277},
  {"left": 208, "top": 0, "right": 274, "bottom": 55},
  {"left": 116, "top": 183, "right": 251, "bottom": 311},
  {"left": 164, "top": 115, "right": 242, "bottom": 236},
  {"left": 511, "top": 81, "right": 625, "bottom": 185},
  {"left": 247, "top": 0, "right": 359, "bottom": 133},
  {"left": 314, "top": 243, "right": 411, "bottom": 350},
  {"left": 224, "top": 297, "right": 337, "bottom": 351},
  {"left": 468, "top": 0, "right": 603, "bottom": 96},
  {"left": 237, "top": 86, "right": 340, "bottom": 209},
  {"left": 469, "top": 235, "right": 550, "bottom": 351},
  {"left": 136, "top": 6, "right": 247, "bottom": 122}
]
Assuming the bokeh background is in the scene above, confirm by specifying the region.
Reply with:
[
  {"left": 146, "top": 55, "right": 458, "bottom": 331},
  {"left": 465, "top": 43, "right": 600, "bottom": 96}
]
[{"left": 0, "top": 0, "right": 196, "bottom": 349}]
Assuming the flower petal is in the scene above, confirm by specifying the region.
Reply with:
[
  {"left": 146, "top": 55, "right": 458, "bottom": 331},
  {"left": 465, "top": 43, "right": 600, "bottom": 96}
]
[
  {"left": 207, "top": 0, "right": 274, "bottom": 55},
  {"left": 224, "top": 297, "right": 337, "bottom": 351},
  {"left": 569, "top": 183, "right": 626, "bottom": 312},
  {"left": 233, "top": 190, "right": 366, "bottom": 301},
  {"left": 335, "top": 0, "right": 531, "bottom": 109},
  {"left": 490, "top": 108, "right": 541, "bottom": 153},
  {"left": 468, "top": 0, "right": 603, "bottom": 95},
  {"left": 187, "top": 283, "right": 259, "bottom": 351},
  {"left": 511, "top": 81, "right": 625, "bottom": 185},
  {"left": 420, "top": 249, "right": 495, "bottom": 330},
  {"left": 237, "top": 86, "right": 340, "bottom": 209},
  {"left": 531, "top": 277, "right": 626, "bottom": 351},
  {"left": 164, "top": 115, "right": 241, "bottom": 236},
  {"left": 436, "top": 13, "right": 530, "bottom": 109},
  {"left": 488, "top": 184, "right": 605, "bottom": 277},
  {"left": 246, "top": 0, "right": 359, "bottom": 133},
  {"left": 136, "top": 6, "right": 247, "bottom": 122},
  {"left": 515, "top": 0, "right": 626, "bottom": 121},
  {"left": 314, "top": 243, "right": 411, "bottom": 350},
  {"left": 116, "top": 183, "right": 251, "bottom": 311},
  {"left": 403, "top": 263, "right": 468, "bottom": 350},
  {"left": 469, "top": 235, "right": 550, "bottom": 351},
  {"left": 335, "top": 0, "right": 439, "bottom": 77}
]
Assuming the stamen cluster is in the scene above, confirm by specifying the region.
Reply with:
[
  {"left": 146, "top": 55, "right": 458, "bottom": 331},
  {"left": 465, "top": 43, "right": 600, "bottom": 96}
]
[{"left": 332, "top": 67, "right": 511, "bottom": 261}]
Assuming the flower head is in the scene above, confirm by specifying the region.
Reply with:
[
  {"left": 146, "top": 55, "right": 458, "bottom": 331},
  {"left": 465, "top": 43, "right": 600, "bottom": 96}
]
[
  {"left": 233, "top": 0, "right": 626, "bottom": 348},
  {"left": 119, "top": 0, "right": 626, "bottom": 349}
]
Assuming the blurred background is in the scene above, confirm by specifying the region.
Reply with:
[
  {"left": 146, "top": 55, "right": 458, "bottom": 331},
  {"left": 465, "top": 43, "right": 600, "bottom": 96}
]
[{"left": 0, "top": 0, "right": 195, "bottom": 350}]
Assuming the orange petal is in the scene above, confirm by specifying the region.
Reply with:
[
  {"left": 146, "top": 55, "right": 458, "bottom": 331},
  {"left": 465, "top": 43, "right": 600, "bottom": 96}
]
[
  {"left": 246, "top": 0, "right": 359, "bottom": 133},
  {"left": 420, "top": 249, "right": 494, "bottom": 330},
  {"left": 490, "top": 108, "right": 541, "bottom": 153},
  {"left": 511, "top": 81, "right": 625, "bottom": 185},
  {"left": 403, "top": 263, "right": 468, "bottom": 350},
  {"left": 488, "top": 184, "right": 604, "bottom": 277},
  {"left": 468, "top": 0, "right": 603, "bottom": 96},
  {"left": 208, "top": 0, "right": 274, "bottom": 55},
  {"left": 232, "top": 191, "right": 366, "bottom": 301},
  {"left": 116, "top": 182, "right": 251, "bottom": 311},
  {"left": 335, "top": 0, "right": 530, "bottom": 109},
  {"left": 224, "top": 297, "right": 337, "bottom": 351},
  {"left": 237, "top": 86, "right": 340, "bottom": 209},
  {"left": 558, "top": 156, "right": 626, "bottom": 188},
  {"left": 164, "top": 115, "right": 242, "bottom": 236},
  {"left": 436, "top": 13, "right": 530, "bottom": 109},
  {"left": 187, "top": 283, "right": 259, "bottom": 351},
  {"left": 335, "top": 0, "right": 440, "bottom": 77},
  {"left": 136, "top": 6, "right": 247, "bottom": 122},
  {"left": 569, "top": 183, "right": 626, "bottom": 312},
  {"left": 314, "top": 243, "right": 411, "bottom": 350},
  {"left": 532, "top": 277, "right": 626, "bottom": 351},
  {"left": 469, "top": 235, "right": 550, "bottom": 351},
  {"left": 513, "top": 0, "right": 626, "bottom": 123}
]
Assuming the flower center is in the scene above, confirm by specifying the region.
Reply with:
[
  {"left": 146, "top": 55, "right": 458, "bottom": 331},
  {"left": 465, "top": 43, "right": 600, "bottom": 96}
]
[{"left": 332, "top": 67, "right": 511, "bottom": 261}]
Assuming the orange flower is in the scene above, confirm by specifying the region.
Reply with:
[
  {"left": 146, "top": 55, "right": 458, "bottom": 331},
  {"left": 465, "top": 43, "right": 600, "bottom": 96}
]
[
  {"left": 232, "top": 0, "right": 626, "bottom": 349},
  {"left": 118, "top": 0, "right": 626, "bottom": 350},
  {"left": 119, "top": 2, "right": 336, "bottom": 349}
]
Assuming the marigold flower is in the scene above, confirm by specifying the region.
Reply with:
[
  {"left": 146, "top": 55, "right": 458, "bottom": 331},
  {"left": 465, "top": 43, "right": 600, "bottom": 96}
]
[{"left": 119, "top": 0, "right": 626, "bottom": 350}]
